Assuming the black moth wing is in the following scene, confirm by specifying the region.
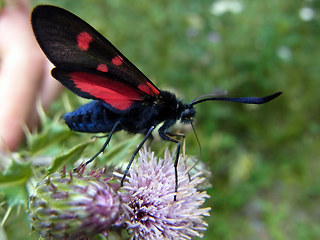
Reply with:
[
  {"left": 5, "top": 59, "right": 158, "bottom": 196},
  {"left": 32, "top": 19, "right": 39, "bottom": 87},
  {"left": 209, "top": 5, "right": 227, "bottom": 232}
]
[{"left": 31, "top": 5, "right": 160, "bottom": 100}]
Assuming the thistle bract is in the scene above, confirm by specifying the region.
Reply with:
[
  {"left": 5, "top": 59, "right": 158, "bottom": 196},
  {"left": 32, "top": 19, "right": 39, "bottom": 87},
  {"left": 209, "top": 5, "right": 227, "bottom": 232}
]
[{"left": 29, "top": 167, "right": 121, "bottom": 239}]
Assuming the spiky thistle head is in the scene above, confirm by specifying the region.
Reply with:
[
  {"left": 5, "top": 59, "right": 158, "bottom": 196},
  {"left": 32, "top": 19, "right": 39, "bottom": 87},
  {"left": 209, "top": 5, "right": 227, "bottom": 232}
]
[
  {"left": 115, "top": 147, "right": 211, "bottom": 240},
  {"left": 28, "top": 166, "right": 121, "bottom": 239}
]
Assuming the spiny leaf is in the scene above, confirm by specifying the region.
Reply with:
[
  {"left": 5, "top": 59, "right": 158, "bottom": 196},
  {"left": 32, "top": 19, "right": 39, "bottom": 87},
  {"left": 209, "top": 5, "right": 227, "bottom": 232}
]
[
  {"left": 47, "top": 140, "right": 91, "bottom": 175},
  {"left": 0, "top": 161, "right": 32, "bottom": 207},
  {"left": 100, "top": 134, "right": 141, "bottom": 165}
]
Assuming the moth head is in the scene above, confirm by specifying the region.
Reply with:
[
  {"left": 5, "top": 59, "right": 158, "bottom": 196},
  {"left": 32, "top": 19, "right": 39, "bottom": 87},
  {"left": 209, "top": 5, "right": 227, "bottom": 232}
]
[{"left": 180, "top": 105, "right": 196, "bottom": 124}]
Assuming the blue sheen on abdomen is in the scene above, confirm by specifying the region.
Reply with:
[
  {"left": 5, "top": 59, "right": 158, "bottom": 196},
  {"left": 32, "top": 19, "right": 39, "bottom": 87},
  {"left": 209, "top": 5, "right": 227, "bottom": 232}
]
[{"left": 63, "top": 100, "right": 121, "bottom": 133}]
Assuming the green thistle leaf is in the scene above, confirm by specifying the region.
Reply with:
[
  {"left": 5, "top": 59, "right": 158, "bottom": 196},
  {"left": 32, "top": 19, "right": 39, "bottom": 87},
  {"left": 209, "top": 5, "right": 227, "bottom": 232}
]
[
  {"left": 47, "top": 141, "right": 91, "bottom": 175},
  {"left": 0, "top": 161, "right": 32, "bottom": 207}
]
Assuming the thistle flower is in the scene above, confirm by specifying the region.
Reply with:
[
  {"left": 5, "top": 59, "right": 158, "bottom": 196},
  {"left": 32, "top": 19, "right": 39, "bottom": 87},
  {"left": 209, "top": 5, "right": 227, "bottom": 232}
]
[
  {"left": 29, "top": 167, "right": 121, "bottom": 239},
  {"left": 116, "top": 147, "right": 211, "bottom": 240}
]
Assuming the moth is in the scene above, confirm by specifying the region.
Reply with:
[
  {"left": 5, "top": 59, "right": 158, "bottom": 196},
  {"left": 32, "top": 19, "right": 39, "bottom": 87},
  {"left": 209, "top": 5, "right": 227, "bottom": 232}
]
[{"left": 31, "top": 5, "right": 281, "bottom": 197}]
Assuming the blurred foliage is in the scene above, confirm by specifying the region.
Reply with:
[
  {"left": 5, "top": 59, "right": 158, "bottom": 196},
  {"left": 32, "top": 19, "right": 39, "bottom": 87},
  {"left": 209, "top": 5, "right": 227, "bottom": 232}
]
[{"left": 1, "top": 0, "right": 320, "bottom": 239}]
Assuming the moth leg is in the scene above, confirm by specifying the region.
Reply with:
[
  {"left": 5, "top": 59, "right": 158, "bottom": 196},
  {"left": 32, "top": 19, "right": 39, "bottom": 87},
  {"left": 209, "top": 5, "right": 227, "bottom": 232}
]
[
  {"left": 166, "top": 132, "right": 185, "bottom": 138},
  {"left": 121, "top": 126, "right": 155, "bottom": 186},
  {"left": 159, "top": 120, "right": 181, "bottom": 201},
  {"left": 85, "top": 120, "right": 120, "bottom": 166},
  {"left": 166, "top": 132, "right": 186, "bottom": 157},
  {"left": 162, "top": 134, "right": 181, "bottom": 201}
]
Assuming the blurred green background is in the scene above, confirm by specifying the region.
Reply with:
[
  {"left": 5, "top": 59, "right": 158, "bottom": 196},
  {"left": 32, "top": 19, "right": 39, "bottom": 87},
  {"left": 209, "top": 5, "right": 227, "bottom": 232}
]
[{"left": 2, "top": 0, "right": 320, "bottom": 239}]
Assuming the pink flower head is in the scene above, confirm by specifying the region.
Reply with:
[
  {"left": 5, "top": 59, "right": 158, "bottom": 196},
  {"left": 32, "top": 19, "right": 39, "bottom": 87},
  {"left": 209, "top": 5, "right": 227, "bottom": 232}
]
[{"left": 116, "top": 147, "right": 211, "bottom": 240}]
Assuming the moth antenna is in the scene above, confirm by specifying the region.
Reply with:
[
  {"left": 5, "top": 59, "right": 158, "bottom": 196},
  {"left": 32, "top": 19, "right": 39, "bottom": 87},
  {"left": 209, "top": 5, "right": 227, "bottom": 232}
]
[
  {"left": 190, "top": 91, "right": 282, "bottom": 106},
  {"left": 190, "top": 88, "right": 228, "bottom": 105}
]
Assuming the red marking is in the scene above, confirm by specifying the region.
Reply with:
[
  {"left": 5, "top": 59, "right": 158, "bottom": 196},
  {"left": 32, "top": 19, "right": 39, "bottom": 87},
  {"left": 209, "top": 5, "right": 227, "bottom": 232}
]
[
  {"left": 138, "top": 81, "right": 160, "bottom": 95},
  {"left": 77, "top": 32, "right": 93, "bottom": 51},
  {"left": 70, "top": 72, "right": 142, "bottom": 110},
  {"left": 112, "top": 56, "right": 123, "bottom": 66},
  {"left": 97, "top": 64, "right": 108, "bottom": 72}
]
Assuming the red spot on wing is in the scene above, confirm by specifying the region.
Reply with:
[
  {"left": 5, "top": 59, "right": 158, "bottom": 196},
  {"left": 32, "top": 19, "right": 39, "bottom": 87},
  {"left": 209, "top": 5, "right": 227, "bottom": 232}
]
[
  {"left": 97, "top": 64, "right": 108, "bottom": 72},
  {"left": 77, "top": 32, "right": 93, "bottom": 51},
  {"left": 69, "top": 72, "right": 142, "bottom": 110},
  {"left": 112, "top": 56, "right": 123, "bottom": 66},
  {"left": 138, "top": 81, "right": 160, "bottom": 95}
]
